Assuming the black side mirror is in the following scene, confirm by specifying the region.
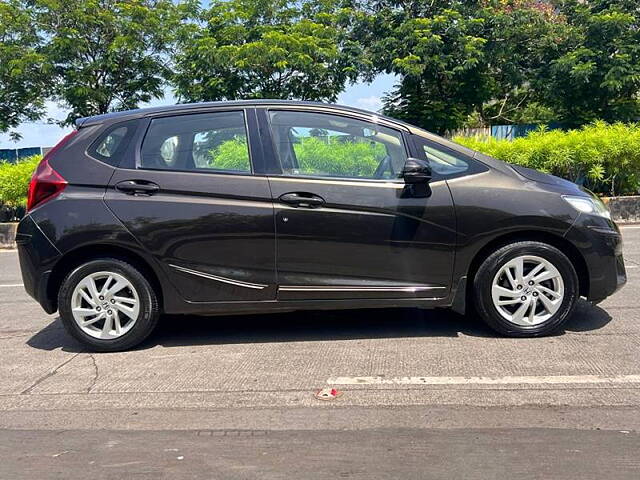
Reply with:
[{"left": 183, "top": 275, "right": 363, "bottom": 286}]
[{"left": 401, "top": 158, "right": 431, "bottom": 184}]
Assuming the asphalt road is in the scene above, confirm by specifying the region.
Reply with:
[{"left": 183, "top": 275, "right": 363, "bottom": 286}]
[{"left": 1, "top": 226, "right": 640, "bottom": 478}]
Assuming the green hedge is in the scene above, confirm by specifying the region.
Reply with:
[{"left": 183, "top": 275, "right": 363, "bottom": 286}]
[
  {"left": 208, "top": 136, "right": 387, "bottom": 177},
  {"left": 0, "top": 155, "right": 40, "bottom": 209},
  {"left": 454, "top": 122, "right": 640, "bottom": 196},
  {"left": 292, "top": 137, "right": 386, "bottom": 177}
]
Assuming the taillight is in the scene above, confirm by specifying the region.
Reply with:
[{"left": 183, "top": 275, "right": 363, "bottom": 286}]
[{"left": 26, "top": 130, "right": 78, "bottom": 212}]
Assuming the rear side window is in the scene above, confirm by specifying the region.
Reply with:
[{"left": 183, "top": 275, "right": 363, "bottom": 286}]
[
  {"left": 140, "top": 111, "right": 251, "bottom": 173},
  {"left": 88, "top": 121, "right": 137, "bottom": 166}
]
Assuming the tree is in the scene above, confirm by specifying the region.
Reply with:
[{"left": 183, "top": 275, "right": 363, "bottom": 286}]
[
  {"left": 354, "top": 1, "right": 572, "bottom": 133},
  {"left": 29, "top": 0, "right": 181, "bottom": 125},
  {"left": 540, "top": 0, "right": 640, "bottom": 125},
  {"left": 172, "top": 0, "right": 355, "bottom": 102},
  {"left": 377, "top": 2, "right": 489, "bottom": 134},
  {"left": 478, "top": 1, "right": 571, "bottom": 125},
  {"left": 0, "top": 0, "right": 48, "bottom": 139}
]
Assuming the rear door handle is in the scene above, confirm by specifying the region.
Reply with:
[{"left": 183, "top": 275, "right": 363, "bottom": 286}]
[
  {"left": 279, "top": 192, "right": 325, "bottom": 208},
  {"left": 115, "top": 180, "right": 160, "bottom": 196}
]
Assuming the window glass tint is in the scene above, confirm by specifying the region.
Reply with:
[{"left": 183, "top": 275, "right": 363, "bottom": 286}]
[
  {"left": 140, "top": 111, "right": 250, "bottom": 173},
  {"left": 421, "top": 142, "right": 469, "bottom": 176},
  {"left": 88, "top": 121, "right": 136, "bottom": 166},
  {"left": 95, "top": 127, "right": 127, "bottom": 158},
  {"left": 268, "top": 111, "right": 407, "bottom": 180}
]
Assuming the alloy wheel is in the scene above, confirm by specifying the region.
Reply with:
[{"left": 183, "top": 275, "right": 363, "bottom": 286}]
[
  {"left": 70, "top": 271, "right": 140, "bottom": 339},
  {"left": 491, "top": 255, "right": 565, "bottom": 326}
]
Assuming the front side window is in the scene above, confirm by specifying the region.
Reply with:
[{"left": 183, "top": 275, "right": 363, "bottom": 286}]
[
  {"left": 268, "top": 111, "right": 407, "bottom": 180},
  {"left": 140, "top": 111, "right": 251, "bottom": 173}
]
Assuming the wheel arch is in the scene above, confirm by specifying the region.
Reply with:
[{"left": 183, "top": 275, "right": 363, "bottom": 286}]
[
  {"left": 47, "top": 244, "right": 165, "bottom": 313},
  {"left": 465, "top": 230, "right": 589, "bottom": 303}
]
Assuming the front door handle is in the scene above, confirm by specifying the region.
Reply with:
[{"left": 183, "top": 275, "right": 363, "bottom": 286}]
[
  {"left": 279, "top": 192, "right": 325, "bottom": 208},
  {"left": 115, "top": 180, "right": 160, "bottom": 196}
]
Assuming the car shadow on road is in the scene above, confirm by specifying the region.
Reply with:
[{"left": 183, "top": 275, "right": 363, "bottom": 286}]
[{"left": 26, "top": 299, "right": 612, "bottom": 353}]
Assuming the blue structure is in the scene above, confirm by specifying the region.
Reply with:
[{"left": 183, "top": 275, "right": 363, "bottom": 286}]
[{"left": 0, "top": 147, "right": 42, "bottom": 163}]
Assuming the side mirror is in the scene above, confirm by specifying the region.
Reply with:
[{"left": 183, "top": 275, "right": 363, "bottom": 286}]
[{"left": 401, "top": 158, "right": 431, "bottom": 184}]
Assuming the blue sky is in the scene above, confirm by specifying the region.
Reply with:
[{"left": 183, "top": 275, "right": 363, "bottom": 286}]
[{"left": 0, "top": 74, "right": 397, "bottom": 149}]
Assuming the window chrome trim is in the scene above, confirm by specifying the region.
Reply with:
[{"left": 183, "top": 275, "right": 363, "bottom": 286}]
[
  {"left": 169, "top": 264, "right": 268, "bottom": 290},
  {"left": 268, "top": 175, "right": 444, "bottom": 188}
]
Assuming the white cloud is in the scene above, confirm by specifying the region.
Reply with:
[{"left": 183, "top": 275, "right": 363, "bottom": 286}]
[
  {"left": 0, "top": 101, "right": 71, "bottom": 149},
  {"left": 337, "top": 74, "right": 396, "bottom": 112},
  {"left": 355, "top": 95, "right": 383, "bottom": 112},
  {"left": 0, "top": 91, "right": 178, "bottom": 150}
]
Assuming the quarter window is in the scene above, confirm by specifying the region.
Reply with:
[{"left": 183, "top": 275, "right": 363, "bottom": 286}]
[
  {"left": 140, "top": 111, "right": 251, "bottom": 173},
  {"left": 417, "top": 139, "right": 470, "bottom": 177},
  {"left": 88, "top": 121, "right": 136, "bottom": 166},
  {"left": 268, "top": 111, "right": 407, "bottom": 180},
  {"left": 95, "top": 127, "right": 127, "bottom": 158}
]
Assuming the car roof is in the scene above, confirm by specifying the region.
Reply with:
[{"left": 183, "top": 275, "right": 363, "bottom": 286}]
[{"left": 75, "top": 99, "right": 415, "bottom": 130}]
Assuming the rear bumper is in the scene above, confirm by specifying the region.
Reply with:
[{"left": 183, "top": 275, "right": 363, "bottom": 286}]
[
  {"left": 565, "top": 218, "right": 626, "bottom": 303},
  {"left": 16, "top": 215, "right": 61, "bottom": 314}
]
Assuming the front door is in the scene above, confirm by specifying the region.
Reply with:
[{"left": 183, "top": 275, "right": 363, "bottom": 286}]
[
  {"left": 263, "top": 108, "right": 456, "bottom": 300},
  {"left": 105, "top": 109, "right": 276, "bottom": 303}
]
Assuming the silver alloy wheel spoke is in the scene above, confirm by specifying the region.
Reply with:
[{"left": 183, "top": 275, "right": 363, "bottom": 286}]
[
  {"left": 82, "top": 313, "right": 104, "bottom": 327},
  {"left": 491, "top": 255, "right": 564, "bottom": 327},
  {"left": 71, "top": 271, "right": 140, "bottom": 340},
  {"left": 79, "top": 289, "right": 96, "bottom": 307}
]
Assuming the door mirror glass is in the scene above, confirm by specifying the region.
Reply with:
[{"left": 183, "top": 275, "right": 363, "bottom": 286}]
[{"left": 402, "top": 158, "right": 432, "bottom": 184}]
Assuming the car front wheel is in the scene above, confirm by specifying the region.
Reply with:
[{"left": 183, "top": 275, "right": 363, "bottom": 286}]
[
  {"left": 473, "top": 241, "right": 579, "bottom": 337},
  {"left": 58, "top": 258, "right": 159, "bottom": 352}
]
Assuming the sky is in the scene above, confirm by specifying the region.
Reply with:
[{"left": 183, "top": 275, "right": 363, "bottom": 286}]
[{"left": 0, "top": 74, "right": 397, "bottom": 149}]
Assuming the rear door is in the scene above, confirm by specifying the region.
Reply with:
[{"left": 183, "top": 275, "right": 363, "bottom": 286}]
[
  {"left": 261, "top": 108, "right": 457, "bottom": 301},
  {"left": 104, "top": 108, "right": 276, "bottom": 302}
]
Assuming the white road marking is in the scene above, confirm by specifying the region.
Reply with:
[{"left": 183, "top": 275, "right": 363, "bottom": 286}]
[
  {"left": 0, "top": 249, "right": 17, "bottom": 253},
  {"left": 327, "top": 374, "right": 640, "bottom": 386},
  {"left": 620, "top": 225, "right": 640, "bottom": 229},
  {"left": 0, "top": 284, "right": 23, "bottom": 288}
]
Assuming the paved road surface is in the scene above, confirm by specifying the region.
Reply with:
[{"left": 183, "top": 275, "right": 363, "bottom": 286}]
[{"left": 1, "top": 226, "right": 639, "bottom": 478}]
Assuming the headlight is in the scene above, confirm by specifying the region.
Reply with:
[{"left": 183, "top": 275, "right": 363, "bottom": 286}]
[{"left": 563, "top": 195, "right": 611, "bottom": 219}]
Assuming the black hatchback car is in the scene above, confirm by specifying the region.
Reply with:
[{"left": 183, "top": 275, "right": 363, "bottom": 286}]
[{"left": 17, "top": 100, "right": 626, "bottom": 351}]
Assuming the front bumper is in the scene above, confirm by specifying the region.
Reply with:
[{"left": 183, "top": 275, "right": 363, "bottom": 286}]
[
  {"left": 16, "top": 215, "right": 61, "bottom": 313},
  {"left": 565, "top": 216, "right": 626, "bottom": 303}
]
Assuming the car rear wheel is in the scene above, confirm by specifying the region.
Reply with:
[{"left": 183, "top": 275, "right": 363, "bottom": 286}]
[
  {"left": 473, "top": 241, "right": 579, "bottom": 337},
  {"left": 58, "top": 258, "right": 159, "bottom": 352}
]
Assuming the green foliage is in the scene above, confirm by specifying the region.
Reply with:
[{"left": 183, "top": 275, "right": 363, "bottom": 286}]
[
  {"left": 204, "top": 136, "right": 386, "bottom": 177},
  {"left": 208, "top": 137, "right": 251, "bottom": 171},
  {"left": 454, "top": 122, "right": 640, "bottom": 196},
  {"left": 358, "top": 0, "right": 572, "bottom": 133},
  {"left": 0, "top": 155, "right": 40, "bottom": 207},
  {"left": 292, "top": 137, "right": 386, "bottom": 177},
  {"left": 3, "top": 0, "right": 640, "bottom": 149},
  {"left": 172, "top": 0, "right": 354, "bottom": 102},
  {"left": 0, "top": 0, "right": 48, "bottom": 138},
  {"left": 29, "top": 0, "right": 181, "bottom": 125},
  {"left": 538, "top": 0, "right": 640, "bottom": 126}
]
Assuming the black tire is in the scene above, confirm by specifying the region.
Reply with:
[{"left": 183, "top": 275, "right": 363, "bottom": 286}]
[
  {"left": 473, "top": 241, "right": 579, "bottom": 337},
  {"left": 58, "top": 258, "right": 160, "bottom": 352}
]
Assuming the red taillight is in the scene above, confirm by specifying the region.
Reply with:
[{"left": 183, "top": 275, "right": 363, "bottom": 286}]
[
  {"left": 26, "top": 158, "right": 68, "bottom": 211},
  {"left": 26, "top": 130, "right": 78, "bottom": 212}
]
